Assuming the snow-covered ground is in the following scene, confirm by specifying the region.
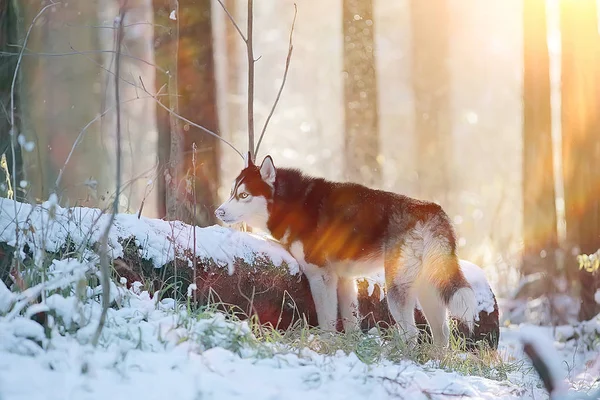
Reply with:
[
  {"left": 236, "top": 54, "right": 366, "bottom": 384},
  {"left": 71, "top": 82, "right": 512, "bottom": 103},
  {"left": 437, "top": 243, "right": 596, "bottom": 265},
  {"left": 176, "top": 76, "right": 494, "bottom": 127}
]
[{"left": 1, "top": 198, "right": 599, "bottom": 400}]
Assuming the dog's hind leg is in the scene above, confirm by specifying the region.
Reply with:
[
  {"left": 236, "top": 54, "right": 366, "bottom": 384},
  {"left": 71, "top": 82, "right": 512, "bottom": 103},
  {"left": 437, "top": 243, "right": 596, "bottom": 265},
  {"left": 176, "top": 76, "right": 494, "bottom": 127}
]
[
  {"left": 416, "top": 279, "right": 449, "bottom": 348},
  {"left": 385, "top": 246, "right": 421, "bottom": 349},
  {"left": 304, "top": 265, "right": 339, "bottom": 332},
  {"left": 338, "top": 276, "right": 360, "bottom": 332}
]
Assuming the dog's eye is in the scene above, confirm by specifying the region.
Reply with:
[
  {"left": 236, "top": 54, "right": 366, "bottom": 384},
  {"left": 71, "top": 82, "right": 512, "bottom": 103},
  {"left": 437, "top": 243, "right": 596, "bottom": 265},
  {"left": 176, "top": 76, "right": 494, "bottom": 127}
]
[{"left": 239, "top": 192, "right": 249, "bottom": 199}]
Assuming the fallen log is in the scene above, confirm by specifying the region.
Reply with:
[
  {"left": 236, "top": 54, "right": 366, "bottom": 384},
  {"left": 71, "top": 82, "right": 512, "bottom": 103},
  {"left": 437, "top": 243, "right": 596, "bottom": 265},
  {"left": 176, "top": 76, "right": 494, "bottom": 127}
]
[
  {"left": 116, "top": 245, "right": 500, "bottom": 351},
  {"left": 0, "top": 198, "right": 500, "bottom": 350}
]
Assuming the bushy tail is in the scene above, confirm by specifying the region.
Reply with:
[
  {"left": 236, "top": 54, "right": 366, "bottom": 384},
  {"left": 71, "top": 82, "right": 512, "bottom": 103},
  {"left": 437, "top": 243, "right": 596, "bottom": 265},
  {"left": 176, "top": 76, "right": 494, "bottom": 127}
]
[
  {"left": 421, "top": 248, "right": 478, "bottom": 332},
  {"left": 446, "top": 283, "right": 477, "bottom": 332},
  {"left": 420, "top": 212, "right": 478, "bottom": 332}
]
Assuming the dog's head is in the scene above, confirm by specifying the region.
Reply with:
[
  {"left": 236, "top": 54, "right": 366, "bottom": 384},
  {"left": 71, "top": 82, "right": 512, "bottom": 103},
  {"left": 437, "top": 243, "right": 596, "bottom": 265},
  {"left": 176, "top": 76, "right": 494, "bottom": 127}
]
[{"left": 214, "top": 153, "right": 276, "bottom": 230}]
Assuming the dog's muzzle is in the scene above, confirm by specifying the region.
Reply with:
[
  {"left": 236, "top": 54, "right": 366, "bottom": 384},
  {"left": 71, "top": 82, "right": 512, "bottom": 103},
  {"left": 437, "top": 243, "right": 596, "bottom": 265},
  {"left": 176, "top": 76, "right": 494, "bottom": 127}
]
[{"left": 214, "top": 207, "right": 226, "bottom": 220}]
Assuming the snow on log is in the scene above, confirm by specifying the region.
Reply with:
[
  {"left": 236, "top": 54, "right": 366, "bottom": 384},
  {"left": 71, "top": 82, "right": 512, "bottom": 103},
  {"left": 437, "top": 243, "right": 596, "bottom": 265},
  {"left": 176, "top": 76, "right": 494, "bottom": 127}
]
[{"left": 0, "top": 199, "right": 499, "bottom": 349}]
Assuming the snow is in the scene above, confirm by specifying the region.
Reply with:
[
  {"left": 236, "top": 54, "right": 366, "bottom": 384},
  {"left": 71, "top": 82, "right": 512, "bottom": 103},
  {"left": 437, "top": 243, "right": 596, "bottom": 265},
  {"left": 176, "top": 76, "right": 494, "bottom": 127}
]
[
  {"left": 169, "top": 10, "right": 176, "bottom": 20},
  {"left": 595, "top": 289, "right": 600, "bottom": 305},
  {"left": 361, "top": 260, "right": 497, "bottom": 317},
  {"left": 1, "top": 198, "right": 599, "bottom": 400},
  {"left": 0, "top": 279, "right": 541, "bottom": 400},
  {"left": 460, "top": 259, "right": 497, "bottom": 315},
  {"left": 0, "top": 198, "right": 299, "bottom": 275},
  {"left": 1, "top": 273, "right": 598, "bottom": 400},
  {"left": 520, "top": 325, "right": 569, "bottom": 396}
]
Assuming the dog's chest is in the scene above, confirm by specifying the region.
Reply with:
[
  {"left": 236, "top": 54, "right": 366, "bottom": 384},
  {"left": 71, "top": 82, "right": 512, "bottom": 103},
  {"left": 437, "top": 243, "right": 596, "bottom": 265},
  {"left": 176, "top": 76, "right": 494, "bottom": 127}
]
[{"left": 288, "top": 239, "right": 383, "bottom": 278}]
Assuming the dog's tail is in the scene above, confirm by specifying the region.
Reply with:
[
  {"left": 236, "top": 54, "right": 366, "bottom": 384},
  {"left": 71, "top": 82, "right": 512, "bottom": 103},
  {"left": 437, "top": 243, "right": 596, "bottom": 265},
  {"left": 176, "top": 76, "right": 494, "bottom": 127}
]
[
  {"left": 419, "top": 253, "right": 478, "bottom": 331},
  {"left": 421, "top": 239, "right": 478, "bottom": 331},
  {"left": 444, "top": 274, "right": 478, "bottom": 332},
  {"left": 419, "top": 209, "right": 478, "bottom": 332}
]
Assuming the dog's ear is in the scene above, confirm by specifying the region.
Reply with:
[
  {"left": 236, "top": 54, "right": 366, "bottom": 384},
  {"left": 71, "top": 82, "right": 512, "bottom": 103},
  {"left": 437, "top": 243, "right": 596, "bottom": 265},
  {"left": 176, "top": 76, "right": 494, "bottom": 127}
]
[
  {"left": 259, "top": 155, "right": 276, "bottom": 186},
  {"left": 244, "top": 151, "right": 253, "bottom": 168}
]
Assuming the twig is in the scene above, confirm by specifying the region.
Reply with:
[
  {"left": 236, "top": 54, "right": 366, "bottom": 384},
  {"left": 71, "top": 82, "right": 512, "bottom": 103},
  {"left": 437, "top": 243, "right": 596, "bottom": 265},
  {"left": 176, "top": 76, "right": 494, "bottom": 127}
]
[
  {"left": 8, "top": 1, "right": 59, "bottom": 273},
  {"left": 255, "top": 3, "right": 297, "bottom": 158},
  {"left": 139, "top": 77, "right": 242, "bottom": 158},
  {"left": 55, "top": 92, "right": 167, "bottom": 191},
  {"left": 192, "top": 142, "right": 198, "bottom": 304},
  {"left": 216, "top": 0, "right": 247, "bottom": 42},
  {"left": 246, "top": 0, "right": 255, "bottom": 161},
  {"left": 92, "top": 3, "right": 127, "bottom": 347},
  {"left": 0, "top": 48, "right": 166, "bottom": 73}
]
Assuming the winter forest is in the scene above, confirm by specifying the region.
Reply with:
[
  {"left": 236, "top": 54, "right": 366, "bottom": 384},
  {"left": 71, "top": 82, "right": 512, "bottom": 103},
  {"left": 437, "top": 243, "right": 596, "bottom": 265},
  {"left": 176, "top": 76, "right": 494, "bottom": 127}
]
[{"left": 0, "top": 0, "right": 599, "bottom": 399}]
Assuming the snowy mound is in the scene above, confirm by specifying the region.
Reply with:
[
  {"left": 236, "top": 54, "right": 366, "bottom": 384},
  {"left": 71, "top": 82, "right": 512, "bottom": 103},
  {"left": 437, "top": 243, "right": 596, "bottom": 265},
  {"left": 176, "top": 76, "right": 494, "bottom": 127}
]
[
  {"left": 459, "top": 259, "right": 497, "bottom": 315},
  {"left": 1, "top": 198, "right": 496, "bottom": 315},
  {"left": 0, "top": 198, "right": 299, "bottom": 275},
  {"left": 360, "top": 260, "right": 496, "bottom": 316}
]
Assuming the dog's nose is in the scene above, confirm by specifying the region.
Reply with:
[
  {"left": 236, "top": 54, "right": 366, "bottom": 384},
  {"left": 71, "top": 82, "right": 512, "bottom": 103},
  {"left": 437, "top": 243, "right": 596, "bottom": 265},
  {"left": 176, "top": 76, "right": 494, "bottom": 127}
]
[{"left": 215, "top": 208, "right": 225, "bottom": 218}]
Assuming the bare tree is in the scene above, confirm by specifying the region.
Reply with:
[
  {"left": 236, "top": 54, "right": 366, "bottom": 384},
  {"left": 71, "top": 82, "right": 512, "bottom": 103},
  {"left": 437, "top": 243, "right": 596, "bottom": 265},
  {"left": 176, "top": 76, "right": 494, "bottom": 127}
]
[
  {"left": 522, "top": 0, "right": 558, "bottom": 276},
  {"left": 560, "top": 0, "right": 600, "bottom": 320},
  {"left": 410, "top": 0, "right": 451, "bottom": 204},
  {"left": 342, "top": 0, "right": 380, "bottom": 186}
]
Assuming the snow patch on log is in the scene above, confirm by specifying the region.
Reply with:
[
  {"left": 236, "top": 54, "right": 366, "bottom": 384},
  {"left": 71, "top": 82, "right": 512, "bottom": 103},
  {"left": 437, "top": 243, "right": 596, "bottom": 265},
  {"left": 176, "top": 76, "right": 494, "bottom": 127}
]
[
  {"left": 0, "top": 198, "right": 299, "bottom": 275},
  {"left": 358, "top": 260, "right": 496, "bottom": 316}
]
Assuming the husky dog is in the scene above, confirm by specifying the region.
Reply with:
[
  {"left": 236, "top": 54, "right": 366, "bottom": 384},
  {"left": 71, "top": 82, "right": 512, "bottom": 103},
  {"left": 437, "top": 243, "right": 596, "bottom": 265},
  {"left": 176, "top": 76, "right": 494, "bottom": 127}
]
[{"left": 215, "top": 154, "right": 477, "bottom": 348}]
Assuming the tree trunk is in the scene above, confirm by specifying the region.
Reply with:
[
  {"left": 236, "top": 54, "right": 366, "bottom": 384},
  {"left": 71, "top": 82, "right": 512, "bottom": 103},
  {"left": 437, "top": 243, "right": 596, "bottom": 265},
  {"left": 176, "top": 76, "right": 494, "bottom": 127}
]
[
  {"left": 17, "top": 0, "right": 104, "bottom": 206},
  {"left": 560, "top": 0, "right": 600, "bottom": 321},
  {"left": 522, "top": 0, "right": 558, "bottom": 277},
  {"left": 179, "top": 0, "right": 220, "bottom": 226},
  {"left": 153, "top": 0, "right": 170, "bottom": 219},
  {"left": 342, "top": 0, "right": 380, "bottom": 187},
  {"left": 154, "top": 0, "right": 220, "bottom": 226},
  {"left": 410, "top": 0, "right": 451, "bottom": 204},
  {"left": 0, "top": 0, "right": 24, "bottom": 201}
]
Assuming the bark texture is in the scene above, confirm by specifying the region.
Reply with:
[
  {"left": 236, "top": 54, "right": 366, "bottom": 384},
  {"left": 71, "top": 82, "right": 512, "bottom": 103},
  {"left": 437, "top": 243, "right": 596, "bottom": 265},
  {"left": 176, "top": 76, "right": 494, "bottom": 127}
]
[
  {"left": 342, "top": 0, "right": 380, "bottom": 186},
  {"left": 154, "top": 0, "right": 220, "bottom": 225},
  {"left": 560, "top": 0, "right": 600, "bottom": 320},
  {"left": 522, "top": 0, "right": 558, "bottom": 276}
]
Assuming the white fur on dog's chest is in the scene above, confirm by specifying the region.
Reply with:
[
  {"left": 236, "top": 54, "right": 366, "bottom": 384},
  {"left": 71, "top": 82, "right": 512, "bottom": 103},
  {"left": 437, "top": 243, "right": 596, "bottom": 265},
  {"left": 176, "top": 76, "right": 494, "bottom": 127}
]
[{"left": 289, "top": 240, "right": 383, "bottom": 277}]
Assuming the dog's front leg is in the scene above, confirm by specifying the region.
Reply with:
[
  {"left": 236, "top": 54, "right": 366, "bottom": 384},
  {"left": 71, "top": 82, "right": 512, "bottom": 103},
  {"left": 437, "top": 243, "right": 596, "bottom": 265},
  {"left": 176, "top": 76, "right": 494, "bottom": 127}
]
[
  {"left": 338, "top": 277, "right": 360, "bottom": 332},
  {"left": 303, "top": 265, "right": 338, "bottom": 332}
]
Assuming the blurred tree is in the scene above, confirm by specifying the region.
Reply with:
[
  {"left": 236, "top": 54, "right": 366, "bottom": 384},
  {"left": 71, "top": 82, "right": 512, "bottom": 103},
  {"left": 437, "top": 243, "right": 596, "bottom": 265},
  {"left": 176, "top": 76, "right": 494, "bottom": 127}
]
[
  {"left": 560, "top": 0, "right": 600, "bottom": 320},
  {"left": 410, "top": 0, "right": 451, "bottom": 204},
  {"left": 0, "top": 0, "right": 24, "bottom": 200},
  {"left": 342, "top": 0, "right": 380, "bottom": 186},
  {"left": 154, "top": 0, "right": 220, "bottom": 226},
  {"left": 522, "top": 0, "right": 558, "bottom": 276},
  {"left": 15, "top": 1, "right": 104, "bottom": 207}
]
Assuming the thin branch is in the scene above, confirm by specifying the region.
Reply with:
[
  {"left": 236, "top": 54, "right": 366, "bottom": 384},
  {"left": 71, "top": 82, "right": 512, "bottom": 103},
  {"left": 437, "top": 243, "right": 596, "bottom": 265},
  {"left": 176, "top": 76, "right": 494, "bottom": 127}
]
[
  {"left": 0, "top": 48, "right": 166, "bottom": 73},
  {"left": 92, "top": 3, "right": 127, "bottom": 347},
  {"left": 139, "top": 77, "right": 243, "bottom": 158},
  {"left": 9, "top": 1, "right": 60, "bottom": 272},
  {"left": 255, "top": 3, "right": 297, "bottom": 158},
  {"left": 246, "top": 0, "right": 255, "bottom": 161},
  {"left": 54, "top": 92, "right": 167, "bottom": 191},
  {"left": 191, "top": 142, "right": 198, "bottom": 304},
  {"left": 216, "top": 0, "right": 247, "bottom": 42},
  {"left": 56, "top": 45, "right": 244, "bottom": 162},
  {"left": 66, "top": 21, "right": 172, "bottom": 31}
]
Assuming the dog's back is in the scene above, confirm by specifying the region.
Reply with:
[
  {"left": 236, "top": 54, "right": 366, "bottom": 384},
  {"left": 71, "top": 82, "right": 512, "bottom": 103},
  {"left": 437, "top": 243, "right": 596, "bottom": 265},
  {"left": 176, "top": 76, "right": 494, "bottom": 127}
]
[{"left": 269, "top": 168, "right": 449, "bottom": 266}]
